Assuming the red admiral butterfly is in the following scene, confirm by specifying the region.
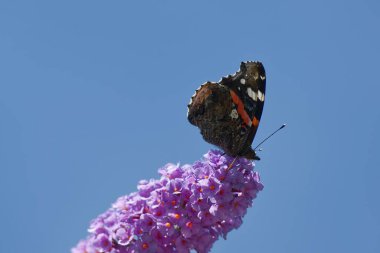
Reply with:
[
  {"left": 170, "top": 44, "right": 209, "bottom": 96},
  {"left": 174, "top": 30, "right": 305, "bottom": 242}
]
[{"left": 187, "top": 61, "right": 266, "bottom": 160}]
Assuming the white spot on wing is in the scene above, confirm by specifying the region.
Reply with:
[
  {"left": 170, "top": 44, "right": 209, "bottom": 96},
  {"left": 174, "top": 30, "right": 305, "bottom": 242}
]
[
  {"left": 257, "top": 90, "right": 265, "bottom": 101},
  {"left": 247, "top": 88, "right": 257, "bottom": 101},
  {"left": 260, "top": 75, "right": 266, "bottom": 80},
  {"left": 230, "top": 109, "right": 238, "bottom": 119},
  {"left": 240, "top": 78, "right": 246, "bottom": 84}
]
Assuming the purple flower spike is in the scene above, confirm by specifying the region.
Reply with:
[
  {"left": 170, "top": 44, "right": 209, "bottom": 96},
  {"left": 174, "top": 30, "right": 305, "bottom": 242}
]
[{"left": 71, "top": 150, "right": 263, "bottom": 253}]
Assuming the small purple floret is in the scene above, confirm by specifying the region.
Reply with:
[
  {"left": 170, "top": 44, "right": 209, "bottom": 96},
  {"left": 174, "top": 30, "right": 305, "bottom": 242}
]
[{"left": 71, "top": 150, "right": 263, "bottom": 253}]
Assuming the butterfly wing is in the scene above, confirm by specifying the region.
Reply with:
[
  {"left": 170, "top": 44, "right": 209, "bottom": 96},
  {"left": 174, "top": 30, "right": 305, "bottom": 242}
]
[
  {"left": 187, "top": 82, "right": 244, "bottom": 155},
  {"left": 187, "top": 62, "right": 266, "bottom": 160},
  {"left": 219, "top": 61, "right": 266, "bottom": 159}
]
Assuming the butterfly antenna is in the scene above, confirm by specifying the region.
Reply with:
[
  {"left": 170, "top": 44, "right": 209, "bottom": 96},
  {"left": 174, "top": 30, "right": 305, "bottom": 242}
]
[
  {"left": 225, "top": 124, "right": 285, "bottom": 172},
  {"left": 254, "top": 124, "right": 286, "bottom": 151}
]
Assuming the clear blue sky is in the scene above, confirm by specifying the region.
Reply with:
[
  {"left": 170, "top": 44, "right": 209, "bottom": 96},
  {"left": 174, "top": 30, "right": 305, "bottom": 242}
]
[{"left": 1, "top": 1, "right": 379, "bottom": 252}]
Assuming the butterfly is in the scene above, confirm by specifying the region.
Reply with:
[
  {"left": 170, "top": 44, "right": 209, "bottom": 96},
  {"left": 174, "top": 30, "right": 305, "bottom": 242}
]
[{"left": 187, "top": 61, "right": 266, "bottom": 160}]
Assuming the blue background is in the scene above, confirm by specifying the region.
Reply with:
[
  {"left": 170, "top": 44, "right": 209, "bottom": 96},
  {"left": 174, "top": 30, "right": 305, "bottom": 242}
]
[{"left": 1, "top": 1, "right": 379, "bottom": 252}]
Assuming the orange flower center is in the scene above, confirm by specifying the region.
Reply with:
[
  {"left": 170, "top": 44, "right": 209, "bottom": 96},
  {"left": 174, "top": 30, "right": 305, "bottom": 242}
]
[{"left": 186, "top": 221, "right": 193, "bottom": 228}]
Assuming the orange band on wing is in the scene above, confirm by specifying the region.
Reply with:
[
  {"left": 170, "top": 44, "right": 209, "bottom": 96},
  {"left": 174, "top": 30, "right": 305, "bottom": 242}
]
[
  {"left": 252, "top": 116, "right": 260, "bottom": 128},
  {"left": 230, "top": 90, "right": 251, "bottom": 126}
]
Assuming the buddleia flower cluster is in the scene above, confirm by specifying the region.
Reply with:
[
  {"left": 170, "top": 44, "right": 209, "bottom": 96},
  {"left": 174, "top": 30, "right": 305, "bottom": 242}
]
[{"left": 72, "top": 150, "right": 263, "bottom": 253}]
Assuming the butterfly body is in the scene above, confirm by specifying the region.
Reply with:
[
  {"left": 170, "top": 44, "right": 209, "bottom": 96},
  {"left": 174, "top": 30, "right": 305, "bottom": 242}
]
[{"left": 187, "top": 61, "right": 266, "bottom": 160}]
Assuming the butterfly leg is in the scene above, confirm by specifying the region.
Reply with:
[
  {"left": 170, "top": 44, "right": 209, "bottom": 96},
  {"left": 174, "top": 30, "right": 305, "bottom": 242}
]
[{"left": 227, "top": 156, "right": 238, "bottom": 171}]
